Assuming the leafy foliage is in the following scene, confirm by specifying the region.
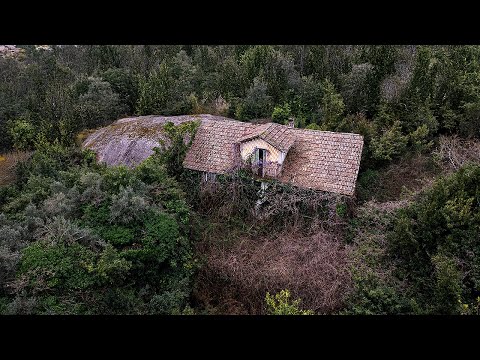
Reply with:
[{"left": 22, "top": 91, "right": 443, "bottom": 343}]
[
  {"left": 0, "top": 139, "right": 195, "bottom": 314},
  {"left": 3, "top": 45, "right": 480, "bottom": 315},
  {"left": 74, "top": 76, "right": 127, "bottom": 129},
  {"left": 8, "top": 119, "right": 35, "bottom": 151},
  {"left": 156, "top": 120, "right": 199, "bottom": 180},
  {"left": 388, "top": 164, "right": 480, "bottom": 313},
  {"left": 265, "top": 289, "right": 313, "bottom": 315},
  {"left": 370, "top": 121, "right": 408, "bottom": 162},
  {"left": 271, "top": 103, "right": 291, "bottom": 124},
  {"left": 318, "top": 79, "right": 345, "bottom": 130}
]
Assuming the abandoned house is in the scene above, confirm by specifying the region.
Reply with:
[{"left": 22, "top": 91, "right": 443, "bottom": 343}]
[{"left": 83, "top": 114, "right": 364, "bottom": 196}]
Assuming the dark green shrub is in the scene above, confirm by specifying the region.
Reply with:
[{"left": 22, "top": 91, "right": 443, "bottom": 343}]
[
  {"left": 356, "top": 169, "right": 380, "bottom": 202},
  {"left": 271, "top": 103, "right": 291, "bottom": 124},
  {"left": 389, "top": 164, "right": 480, "bottom": 313},
  {"left": 8, "top": 119, "right": 35, "bottom": 151},
  {"left": 343, "top": 271, "right": 418, "bottom": 315},
  {"left": 265, "top": 289, "right": 314, "bottom": 315},
  {"left": 0, "top": 137, "right": 195, "bottom": 314}
]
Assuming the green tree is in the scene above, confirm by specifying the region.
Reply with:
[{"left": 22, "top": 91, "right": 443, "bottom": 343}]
[
  {"left": 265, "top": 289, "right": 314, "bottom": 315},
  {"left": 409, "top": 124, "right": 433, "bottom": 154},
  {"left": 74, "top": 77, "right": 127, "bottom": 130},
  {"left": 432, "top": 254, "right": 462, "bottom": 314},
  {"left": 340, "top": 63, "right": 373, "bottom": 114},
  {"left": 360, "top": 45, "right": 398, "bottom": 116},
  {"left": 8, "top": 118, "right": 35, "bottom": 150},
  {"left": 319, "top": 79, "right": 345, "bottom": 130},
  {"left": 271, "top": 103, "right": 291, "bottom": 124},
  {"left": 234, "top": 77, "right": 273, "bottom": 120},
  {"left": 136, "top": 62, "right": 174, "bottom": 115},
  {"left": 370, "top": 121, "right": 408, "bottom": 162},
  {"left": 156, "top": 121, "right": 199, "bottom": 180},
  {"left": 240, "top": 45, "right": 297, "bottom": 104},
  {"left": 389, "top": 164, "right": 480, "bottom": 313},
  {"left": 218, "top": 55, "right": 244, "bottom": 100},
  {"left": 459, "top": 100, "right": 480, "bottom": 138},
  {"left": 102, "top": 68, "right": 138, "bottom": 114},
  {"left": 298, "top": 75, "right": 323, "bottom": 119},
  {"left": 304, "top": 45, "right": 352, "bottom": 85}
]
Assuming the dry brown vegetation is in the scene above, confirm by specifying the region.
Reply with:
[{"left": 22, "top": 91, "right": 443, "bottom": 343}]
[
  {"left": 0, "top": 151, "right": 32, "bottom": 186},
  {"left": 194, "top": 230, "right": 353, "bottom": 315},
  {"left": 191, "top": 174, "right": 354, "bottom": 314},
  {"left": 370, "top": 154, "right": 440, "bottom": 202},
  {"left": 434, "top": 135, "right": 480, "bottom": 171},
  {"left": 368, "top": 136, "right": 480, "bottom": 203}
]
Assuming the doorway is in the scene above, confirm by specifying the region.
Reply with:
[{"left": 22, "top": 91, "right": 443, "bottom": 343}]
[{"left": 257, "top": 148, "right": 266, "bottom": 177}]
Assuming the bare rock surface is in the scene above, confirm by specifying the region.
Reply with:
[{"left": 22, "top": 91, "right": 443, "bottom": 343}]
[{"left": 82, "top": 114, "right": 232, "bottom": 167}]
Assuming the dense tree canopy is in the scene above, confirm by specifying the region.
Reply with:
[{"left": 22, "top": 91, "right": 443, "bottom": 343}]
[
  {"left": 0, "top": 139, "right": 195, "bottom": 314},
  {"left": 1, "top": 45, "right": 480, "bottom": 315},
  {"left": 2, "top": 45, "right": 480, "bottom": 167}
]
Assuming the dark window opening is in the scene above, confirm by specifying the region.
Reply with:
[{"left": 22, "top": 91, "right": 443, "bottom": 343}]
[
  {"left": 256, "top": 148, "right": 266, "bottom": 177},
  {"left": 203, "top": 172, "right": 216, "bottom": 182}
]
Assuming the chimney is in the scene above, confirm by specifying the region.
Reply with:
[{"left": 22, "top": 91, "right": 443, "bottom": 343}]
[{"left": 288, "top": 117, "right": 295, "bottom": 128}]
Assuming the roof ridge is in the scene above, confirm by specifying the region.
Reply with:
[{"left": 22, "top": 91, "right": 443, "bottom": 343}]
[
  {"left": 85, "top": 114, "right": 364, "bottom": 196},
  {"left": 292, "top": 127, "right": 364, "bottom": 137}
]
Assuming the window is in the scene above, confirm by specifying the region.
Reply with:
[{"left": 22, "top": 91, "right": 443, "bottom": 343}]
[
  {"left": 254, "top": 148, "right": 267, "bottom": 177},
  {"left": 203, "top": 172, "right": 216, "bottom": 182}
]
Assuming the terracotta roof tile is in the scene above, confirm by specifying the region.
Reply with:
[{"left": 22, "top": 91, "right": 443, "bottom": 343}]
[
  {"left": 183, "top": 118, "right": 253, "bottom": 173},
  {"left": 84, "top": 114, "right": 363, "bottom": 196},
  {"left": 238, "top": 123, "right": 296, "bottom": 152},
  {"left": 185, "top": 119, "right": 363, "bottom": 196}
]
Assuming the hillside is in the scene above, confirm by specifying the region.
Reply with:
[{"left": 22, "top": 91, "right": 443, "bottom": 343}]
[{"left": 1, "top": 45, "right": 479, "bottom": 315}]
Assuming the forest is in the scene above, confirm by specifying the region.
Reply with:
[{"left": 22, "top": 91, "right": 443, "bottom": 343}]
[{"left": 0, "top": 45, "right": 479, "bottom": 315}]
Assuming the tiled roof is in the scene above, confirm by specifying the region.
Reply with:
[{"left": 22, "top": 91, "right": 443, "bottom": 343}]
[
  {"left": 83, "top": 114, "right": 363, "bottom": 196},
  {"left": 239, "top": 123, "right": 296, "bottom": 152},
  {"left": 184, "top": 118, "right": 363, "bottom": 196},
  {"left": 182, "top": 118, "right": 253, "bottom": 173},
  {"left": 279, "top": 129, "right": 363, "bottom": 196}
]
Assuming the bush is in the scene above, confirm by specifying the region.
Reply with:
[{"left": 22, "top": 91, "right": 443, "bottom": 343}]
[
  {"left": 409, "top": 124, "right": 433, "bottom": 154},
  {"left": 343, "top": 199, "right": 421, "bottom": 314},
  {"left": 370, "top": 121, "right": 408, "bottom": 162},
  {"left": 356, "top": 169, "right": 380, "bottom": 202},
  {"left": 265, "top": 289, "right": 313, "bottom": 315},
  {"left": 271, "top": 103, "right": 291, "bottom": 124},
  {"left": 0, "top": 140, "right": 195, "bottom": 314},
  {"left": 432, "top": 254, "right": 462, "bottom": 314},
  {"left": 459, "top": 100, "right": 480, "bottom": 138},
  {"left": 20, "top": 241, "right": 107, "bottom": 291},
  {"left": 305, "top": 123, "right": 321, "bottom": 130},
  {"left": 8, "top": 119, "right": 35, "bottom": 151},
  {"left": 388, "top": 164, "right": 480, "bottom": 313},
  {"left": 156, "top": 120, "right": 199, "bottom": 180},
  {"left": 343, "top": 266, "right": 419, "bottom": 315}
]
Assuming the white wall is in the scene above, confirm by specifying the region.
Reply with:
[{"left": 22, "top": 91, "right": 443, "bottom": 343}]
[
  {"left": 239, "top": 138, "right": 288, "bottom": 177},
  {"left": 239, "top": 138, "right": 285, "bottom": 164}
]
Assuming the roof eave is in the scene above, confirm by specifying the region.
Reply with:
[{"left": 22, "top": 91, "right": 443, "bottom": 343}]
[{"left": 238, "top": 135, "right": 293, "bottom": 153}]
